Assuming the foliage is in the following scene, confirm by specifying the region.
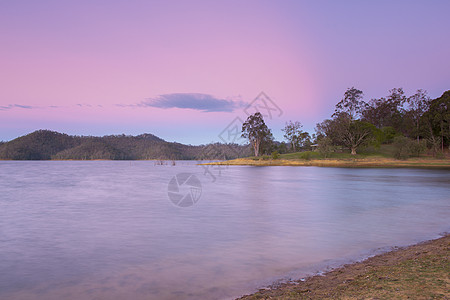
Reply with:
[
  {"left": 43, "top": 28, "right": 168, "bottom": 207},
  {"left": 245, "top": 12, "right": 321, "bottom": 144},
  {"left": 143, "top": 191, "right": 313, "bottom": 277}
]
[
  {"left": 272, "top": 141, "right": 288, "bottom": 154},
  {"left": 318, "top": 88, "right": 375, "bottom": 155},
  {"left": 362, "top": 88, "right": 406, "bottom": 131},
  {"left": 271, "top": 151, "right": 280, "bottom": 159},
  {"left": 317, "top": 113, "right": 375, "bottom": 155},
  {"left": 372, "top": 126, "right": 401, "bottom": 146},
  {"left": 406, "top": 89, "right": 430, "bottom": 142},
  {"left": 333, "top": 87, "right": 365, "bottom": 119},
  {"left": 259, "top": 134, "right": 275, "bottom": 156},
  {"left": 422, "top": 91, "right": 450, "bottom": 154},
  {"left": 380, "top": 126, "right": 400, "bottom": 144},
  {"left": 392, "top": 136, "right": 427, "bottom": 159},
  {"left": 317, "top": 136, "right": 334, "bottom": 158},
  {"left": 0, "top": 130, "right": 78, "bottom": 160},
  {"left": 53, "top": 139, "right": 129, "bottom": 160},
  {"left": 1, "top": 89, "right": 449, "bottom": 161},
  {"left": 317, "top": 87, "right": 449, "bottom": 156},
  {"left": 241, "top": 112, "right": 273, "bottom": 156},
  {"left": 282, "top": 120, "right": 306, "bottom": 152},
  {"left": 0, "top": 130, "right": 252, "bottom": 160}
]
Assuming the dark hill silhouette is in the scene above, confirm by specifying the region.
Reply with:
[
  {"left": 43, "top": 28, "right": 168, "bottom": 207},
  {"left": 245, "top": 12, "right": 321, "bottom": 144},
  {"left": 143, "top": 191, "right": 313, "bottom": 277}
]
[
  {"left": 0, "top": 130, "right": 78, "bottom": 160},
  {"left": 53, "top": 139, "right": 129, "bottom": 160},
  {"left": 0, "top": 130, "right": 251, "bottom": 160}
]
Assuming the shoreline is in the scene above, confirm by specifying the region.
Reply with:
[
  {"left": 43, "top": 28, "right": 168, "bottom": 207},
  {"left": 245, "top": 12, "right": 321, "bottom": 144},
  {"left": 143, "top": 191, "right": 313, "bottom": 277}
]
[
  {"left": 1, "top": 157, "right": 449, "bottom": 169},
  {"left": 237, "top": 234, "right": 449, "bottom": 299},
  {"left": 202, "top": 157, "right": 450, "bottom": 169}
]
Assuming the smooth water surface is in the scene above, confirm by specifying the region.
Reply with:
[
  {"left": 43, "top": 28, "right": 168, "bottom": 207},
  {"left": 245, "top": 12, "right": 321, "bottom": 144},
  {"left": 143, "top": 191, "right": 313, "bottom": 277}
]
[{"left": 0, "top": 161, "right": 449, "bottom": 299}]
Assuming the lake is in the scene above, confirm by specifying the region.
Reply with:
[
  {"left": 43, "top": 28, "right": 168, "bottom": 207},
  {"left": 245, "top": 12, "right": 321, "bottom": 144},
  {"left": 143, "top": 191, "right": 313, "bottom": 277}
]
[{"left": 0, "top": 161, "right": 449, "bottom": 299}]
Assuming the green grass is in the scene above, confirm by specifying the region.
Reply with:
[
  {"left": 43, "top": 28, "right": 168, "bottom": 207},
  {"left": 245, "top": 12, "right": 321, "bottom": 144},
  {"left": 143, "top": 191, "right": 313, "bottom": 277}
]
[
  {"left": 201, "top": 144, "right": 449, "bottom": 168},
  {"left": 243, "top": 145, "right": 429, "bottom": 161},
  {"left": 279, "top": 151, "right": 322, "bottom": 160},
  {"left": 277, "top": 145, "right": 396, "bottom": 160}
]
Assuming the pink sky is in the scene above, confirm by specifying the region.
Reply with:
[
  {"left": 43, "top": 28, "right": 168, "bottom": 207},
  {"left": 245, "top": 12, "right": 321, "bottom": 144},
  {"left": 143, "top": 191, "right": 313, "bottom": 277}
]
[{"left": 1, "top": 0, "right": 449, "bottom": 144}]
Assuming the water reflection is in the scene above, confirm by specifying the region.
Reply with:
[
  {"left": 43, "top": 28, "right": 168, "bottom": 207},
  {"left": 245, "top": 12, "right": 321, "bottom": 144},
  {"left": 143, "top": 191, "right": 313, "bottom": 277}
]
[{"left": 0, "top": 162, "right": 449, "bottom": 299}]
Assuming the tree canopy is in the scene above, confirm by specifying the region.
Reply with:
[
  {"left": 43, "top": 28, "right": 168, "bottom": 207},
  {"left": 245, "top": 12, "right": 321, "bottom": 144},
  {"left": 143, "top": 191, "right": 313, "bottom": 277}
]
[
  {"left": 241, "top": 112, "right": 273, "bottom": 156},
  {"left": 1, "top": 88, "right": 448, "bottom": 160},
  {"left": 282, "top": 120, "right": 306, "bottom": 152},
  {"left": 318, "top": 88, "right": 449, "bottom": 156}
]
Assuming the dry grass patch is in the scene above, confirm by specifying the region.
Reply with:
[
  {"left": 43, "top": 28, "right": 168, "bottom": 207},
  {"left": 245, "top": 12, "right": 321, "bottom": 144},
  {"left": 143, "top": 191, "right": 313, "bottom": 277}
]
[
  {"left": 238, "top": 235, "right": 450, "bottom": 300},
  {"left": 201, "top": 157, "right": 450, "bottom": 169}
]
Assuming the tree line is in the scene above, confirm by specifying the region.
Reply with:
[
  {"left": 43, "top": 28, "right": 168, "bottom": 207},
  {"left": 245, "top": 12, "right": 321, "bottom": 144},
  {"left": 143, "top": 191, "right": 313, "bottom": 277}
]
[
  {"left": 1, "top": 88, "right": 447, "bottom": 160},
  {"left": 241, "top": 88, "right": 449, "bottom": 158}
]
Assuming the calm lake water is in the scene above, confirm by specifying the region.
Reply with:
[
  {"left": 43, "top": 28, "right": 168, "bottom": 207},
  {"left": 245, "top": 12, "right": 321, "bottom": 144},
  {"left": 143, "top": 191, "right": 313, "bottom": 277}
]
[{"left": 0, "top": 161, "right": 449, "bottom": 299}]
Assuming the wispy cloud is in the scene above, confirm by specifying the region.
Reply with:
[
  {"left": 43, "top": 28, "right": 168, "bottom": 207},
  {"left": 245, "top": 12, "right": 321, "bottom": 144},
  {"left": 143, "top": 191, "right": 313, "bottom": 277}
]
[
  {"left": 0, "top": 104, "right": 34, "bottom": 110},
  {"left": 0, "top": 104, "right": 95, "bottom": 111},
  {"left": 1, "top": 94, "right": 246, "bottom": 113},
  {"left": 76, "top": 103, "right": 93, "bottom": 107},
  {"left": 136, "top": 93, "right": 247, "bottom": 112}
]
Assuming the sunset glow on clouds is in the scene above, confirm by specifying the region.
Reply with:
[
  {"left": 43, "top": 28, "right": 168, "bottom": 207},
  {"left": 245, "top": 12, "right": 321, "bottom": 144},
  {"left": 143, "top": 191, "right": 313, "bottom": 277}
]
[{"left": 1, "top": 0, "right": 449, "bottom": 144}]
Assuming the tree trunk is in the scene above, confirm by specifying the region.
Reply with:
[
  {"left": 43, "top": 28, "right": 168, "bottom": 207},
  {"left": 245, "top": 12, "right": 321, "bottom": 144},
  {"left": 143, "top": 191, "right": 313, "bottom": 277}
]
[
  {"left": 351, "top": 147, "right": 357, "bottom": 155},
  {"left": 417, "top": 122, "right": 420, "bottom": 144},
  {"left": 427, "top": 122, "right": 438, "bottom": 156},
  {"left": 254, "top": 139, "right": 260, "bottom": 156}
]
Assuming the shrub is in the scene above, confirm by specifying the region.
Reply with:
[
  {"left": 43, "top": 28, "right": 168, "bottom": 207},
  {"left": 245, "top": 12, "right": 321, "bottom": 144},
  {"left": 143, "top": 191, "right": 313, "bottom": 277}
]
[
  {"left": 381, "top": 127, "right": 400, "bottom": 144},
  {"left": 393, "top": 136, "right": 427, "bottom": 159},
  {"left": 318, "top": 137, "right": 333, "bottom": 158},
  {"left": 410, "top": 139, "right": 427, "bottom": 157},
  {"left": 299, "top": 151, "right": 311, "bottom": 160},
  {"left": 271, "top": 151, "right": 280, "bottom": 159}
]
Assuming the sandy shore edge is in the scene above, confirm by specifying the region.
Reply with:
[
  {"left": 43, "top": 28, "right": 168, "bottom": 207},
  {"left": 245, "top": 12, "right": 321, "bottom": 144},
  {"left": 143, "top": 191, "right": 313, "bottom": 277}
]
[
  {"left": 201, "top": 158, "right": 450, "bottom": 169},
  {"left": 237, "top": 234, "right": 449, "bottom": 299}
]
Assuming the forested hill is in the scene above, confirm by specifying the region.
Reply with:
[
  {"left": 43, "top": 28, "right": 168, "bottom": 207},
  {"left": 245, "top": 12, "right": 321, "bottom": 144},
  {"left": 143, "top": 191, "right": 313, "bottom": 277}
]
[{"left": 0, "top": 130, "right": 251, "bottom": 160}]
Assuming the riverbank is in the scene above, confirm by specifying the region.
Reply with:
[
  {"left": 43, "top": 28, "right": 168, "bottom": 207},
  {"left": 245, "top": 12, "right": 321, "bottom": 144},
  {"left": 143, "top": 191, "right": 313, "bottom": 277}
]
[
  {"left": 202, "top": 157, "right": 450, "bottom": 169},
  {"left": 238, "top": 234, "right": 449, "bottom": 299}
]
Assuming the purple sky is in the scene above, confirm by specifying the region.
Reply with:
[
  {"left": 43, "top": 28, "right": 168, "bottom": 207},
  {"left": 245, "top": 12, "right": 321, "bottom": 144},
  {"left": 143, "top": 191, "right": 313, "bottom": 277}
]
[{"left": 1, "top": 0, "right": 449, "bottom": 144}]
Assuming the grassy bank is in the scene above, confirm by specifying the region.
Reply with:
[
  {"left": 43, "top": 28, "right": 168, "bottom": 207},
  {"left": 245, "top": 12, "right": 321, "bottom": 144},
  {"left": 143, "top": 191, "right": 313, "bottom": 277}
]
[
  {"left": 202, "top": 146, "right": 450, "bottom": 169},
  {"left": 202, "top": 157, "right": 450, "bottom": 169},
  {"left": 238, "top": 234, "right": 450, "bottom": 299}
]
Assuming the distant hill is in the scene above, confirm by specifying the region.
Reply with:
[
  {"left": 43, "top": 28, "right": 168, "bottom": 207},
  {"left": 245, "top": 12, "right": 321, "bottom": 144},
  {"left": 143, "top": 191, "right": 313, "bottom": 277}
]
[
  {"left": 52, "top": 138, "right": 129, "bottom": 160},
  {"left": 0, "top": 130, "right": 251, "bottom": 160},
  {"left": 0, "top": 130, "right": 78, "bottom": 160}
]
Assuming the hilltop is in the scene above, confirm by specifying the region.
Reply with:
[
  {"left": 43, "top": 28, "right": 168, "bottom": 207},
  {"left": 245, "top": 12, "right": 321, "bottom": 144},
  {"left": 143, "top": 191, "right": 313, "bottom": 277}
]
[{"left": 0, "top": 130, "right": 251, "bottom": 160}]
